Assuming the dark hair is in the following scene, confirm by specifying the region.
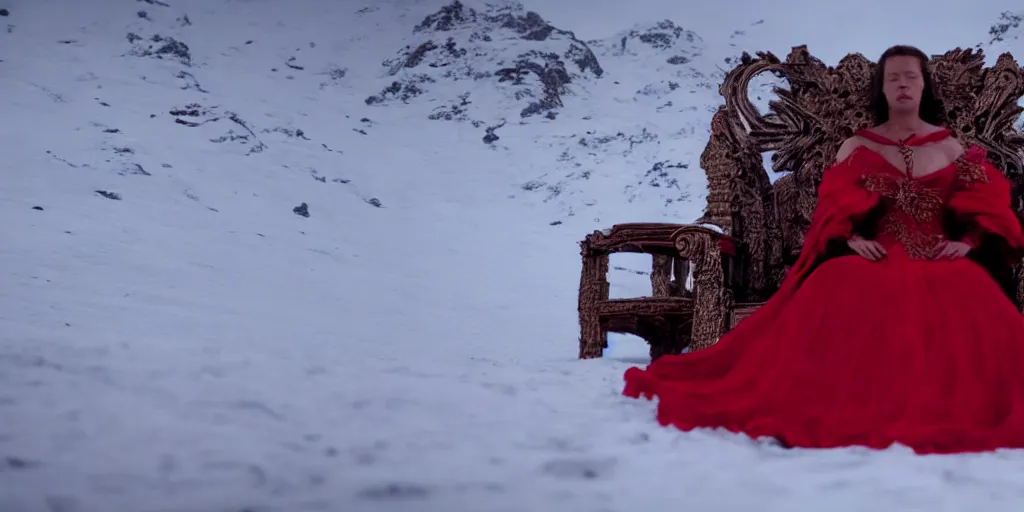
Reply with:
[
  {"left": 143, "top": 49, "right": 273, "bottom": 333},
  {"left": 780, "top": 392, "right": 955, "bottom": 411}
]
[{"left": 868, "top": 45, "right": 945, "bottom": 125}]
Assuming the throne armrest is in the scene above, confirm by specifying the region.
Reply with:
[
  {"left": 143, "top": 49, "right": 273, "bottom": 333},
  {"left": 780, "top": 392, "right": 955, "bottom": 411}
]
[
  {"left": 579, "top": 223, "right": 737, "bottom": 355},
  {"left": 580, "top": 222, "right": 739, "bottom": 301},
  {"left": 582, "top": 223, "right": 740, "bottom": 258}
]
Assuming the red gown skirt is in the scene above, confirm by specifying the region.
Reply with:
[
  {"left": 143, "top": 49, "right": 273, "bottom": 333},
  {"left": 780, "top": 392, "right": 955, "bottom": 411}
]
[{"left": 623, "top": 243, "right": 1024, "bottom": 454}]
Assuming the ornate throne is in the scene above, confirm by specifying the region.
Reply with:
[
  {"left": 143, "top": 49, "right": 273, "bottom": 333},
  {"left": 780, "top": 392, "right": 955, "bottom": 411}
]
[{"left": 578, "top": 46, "right": 1024, "bottom": 361}]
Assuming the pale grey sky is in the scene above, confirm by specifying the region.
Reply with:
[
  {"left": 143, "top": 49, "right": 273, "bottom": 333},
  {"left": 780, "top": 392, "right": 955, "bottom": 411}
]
[{"left": 522, "top": 0, "right": 1020, "bottom": 65}]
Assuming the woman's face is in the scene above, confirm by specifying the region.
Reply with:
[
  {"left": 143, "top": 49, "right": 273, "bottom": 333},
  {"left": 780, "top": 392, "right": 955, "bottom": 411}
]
[{"left": 882, "top": 55, "right": 925, "bottom": 115}]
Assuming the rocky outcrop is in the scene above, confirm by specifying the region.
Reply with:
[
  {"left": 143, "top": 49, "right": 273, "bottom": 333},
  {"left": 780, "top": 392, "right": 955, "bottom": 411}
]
[
  {"left": 127, "top": 32, "right": 192, "bottom": 66},
  {"left": 593, "top": 20, "right": 703, "bottom": 65},
  {"left": 367, "top": 1, "right": 603, "bottom": 119},
  {"left": 988, "top": 11, "right": 1023, "bottom": 44}
]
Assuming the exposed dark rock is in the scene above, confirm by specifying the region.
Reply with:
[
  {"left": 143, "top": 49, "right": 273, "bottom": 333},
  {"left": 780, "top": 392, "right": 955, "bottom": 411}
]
[
  {"left": 263, "top": 127, "right": 307, "bottom": 139},
  {"left": 365, "top": 77, "right": 431, "bottom": 105},
  {"left": 373, "top": 1, "right": 602, "bottom": 118},
  {"left": 120, "top": 163, "right": 151, "bottom": 176},
  {"left": 176, "top": 71, "right": 208, "bottom": 93},
  {"left": 634, "top": 20, "right": 698, "bottom": 50},
  {"left": 483, "top": 120, "right": 505, "bottom": 144},
  {"left": 414, "top": 1, "right": 475, "bottom": 32},
  {"left": 643, "top": 160, "right": 687, "bottom": 189},
  {"left": 989, "top": 11, "right": 1023, "bottom": 43},
  {"left": 318, "top": 66, "right": 347, "bottom": 89},
  {"left": 590, "top": 20, "right": 703, "bottom": 63},
  {"left": 496, "top": 51, "right": 573, "bottom": 117},
  {"left": 128, "top": 33, "right": 192, "bottom": 66},
  {"left": 428, "top": 92, "right": 471, "bottom": 121}
]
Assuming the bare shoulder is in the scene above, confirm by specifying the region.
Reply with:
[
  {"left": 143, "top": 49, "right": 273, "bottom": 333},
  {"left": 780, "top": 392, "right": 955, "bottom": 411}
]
[
  {"left": 834, "top": 136, "right": 867, "bottom": 164},
  {"left": 939, "top": 135, "right": 965, "bottom": 159},
  {"left": 937, "top": 135, "right": 962, "bottom": 152}
]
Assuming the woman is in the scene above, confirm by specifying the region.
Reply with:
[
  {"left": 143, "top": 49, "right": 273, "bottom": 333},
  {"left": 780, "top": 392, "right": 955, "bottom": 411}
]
[{"left": 623, "top": 45, "right": 1024, "bottom": 454}]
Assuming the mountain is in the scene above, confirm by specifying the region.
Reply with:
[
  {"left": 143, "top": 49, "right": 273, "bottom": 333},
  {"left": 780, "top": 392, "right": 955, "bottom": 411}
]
[
  {"left": 369, "top": 1, "right": 603, "bottom": 120},
  {"left": 986, "top": 10, "right": 1024, "bottom": 46},
  {"left": 981, "top": 10, "right": 1024, "bottom": 130},
  {"left": 360, "top": 3, "right": 771, "bottom": 227},
  {"left": 3, "top": 1, "right": 1024, "bottom": 511}
]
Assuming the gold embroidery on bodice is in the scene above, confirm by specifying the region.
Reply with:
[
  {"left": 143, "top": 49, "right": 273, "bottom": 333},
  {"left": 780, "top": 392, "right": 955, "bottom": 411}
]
[
  {"left": 862, "top": 170, "right": 946, "bottom": 259},
  {"left": 858, "top": 139, "right": 978, "bottom": 259}
]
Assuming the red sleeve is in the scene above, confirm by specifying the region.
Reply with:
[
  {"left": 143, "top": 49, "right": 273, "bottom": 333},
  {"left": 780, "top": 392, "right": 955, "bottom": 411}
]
[
  {"left": 784, "top": 153, "right": 881, "bottom": 285},
  {"left": 948, "top": 146, "right": 1024, "bottom": 253}
]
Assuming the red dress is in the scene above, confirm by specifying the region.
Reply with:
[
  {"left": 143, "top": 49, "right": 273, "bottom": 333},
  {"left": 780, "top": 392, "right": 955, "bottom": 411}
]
[{"left": 623, "top": 129, "right": 1024, "bottom": 454}]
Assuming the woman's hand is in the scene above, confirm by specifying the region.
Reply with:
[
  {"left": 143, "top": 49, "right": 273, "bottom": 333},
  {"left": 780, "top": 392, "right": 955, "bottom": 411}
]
[
  {"left": 847, "top": 235, "right": 887, "bottom": 261},
  {"left": 932, "top": 240, "right": 973, "bottom": 260}
]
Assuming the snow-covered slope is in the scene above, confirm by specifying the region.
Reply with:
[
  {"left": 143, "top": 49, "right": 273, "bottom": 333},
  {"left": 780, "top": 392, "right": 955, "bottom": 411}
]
[
  {"left": 4, "top": 1, "right": 1024, "bottom": 511},
  {"left": 355, "top": 1, "right": 749, "bottom": 227}
]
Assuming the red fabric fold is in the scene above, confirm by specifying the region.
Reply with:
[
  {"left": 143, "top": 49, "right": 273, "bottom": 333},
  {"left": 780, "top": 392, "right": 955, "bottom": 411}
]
[{"left": 948, "top": 146, "right": 1024, "bottom": 257}]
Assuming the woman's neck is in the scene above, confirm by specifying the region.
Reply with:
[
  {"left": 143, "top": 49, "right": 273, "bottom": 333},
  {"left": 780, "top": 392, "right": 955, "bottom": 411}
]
[{"left": 881, "top": 114, "right": 928, "bottom": 140}]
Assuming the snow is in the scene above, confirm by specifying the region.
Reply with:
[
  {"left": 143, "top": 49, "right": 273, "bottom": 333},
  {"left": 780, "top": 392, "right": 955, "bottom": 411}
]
[{"left": 3, "top": 0, "right": 1024, "bottom": 510}]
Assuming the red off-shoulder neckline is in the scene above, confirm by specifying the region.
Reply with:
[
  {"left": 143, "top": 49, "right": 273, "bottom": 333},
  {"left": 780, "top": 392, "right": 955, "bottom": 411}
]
[{"left": 855, "top": 127, "right": 952, "bottom": 147}]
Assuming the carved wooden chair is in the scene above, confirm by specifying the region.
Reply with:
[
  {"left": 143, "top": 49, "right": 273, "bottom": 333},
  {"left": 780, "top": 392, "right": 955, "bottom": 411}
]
[{"left": 578, "top": 46, "right": 1024, "bottom": 361}]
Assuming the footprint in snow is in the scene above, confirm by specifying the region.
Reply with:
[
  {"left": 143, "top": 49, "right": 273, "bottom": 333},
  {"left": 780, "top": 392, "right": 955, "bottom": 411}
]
[
  {"left": 357, "top": 482, "right": 431, "bottom": 501},
  {"left": 541, "top": 457, "right": 617, "bottom": 481}
]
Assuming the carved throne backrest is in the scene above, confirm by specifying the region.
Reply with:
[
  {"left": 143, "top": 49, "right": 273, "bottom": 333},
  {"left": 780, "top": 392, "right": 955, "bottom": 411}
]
[{"left": 700, "top": 46, "right": 1024, "bottom": 302}]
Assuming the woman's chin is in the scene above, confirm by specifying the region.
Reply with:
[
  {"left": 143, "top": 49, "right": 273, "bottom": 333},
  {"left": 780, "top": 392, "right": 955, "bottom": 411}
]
[{"left": 890, "top": 102, "right": 919, "bottom": 113}]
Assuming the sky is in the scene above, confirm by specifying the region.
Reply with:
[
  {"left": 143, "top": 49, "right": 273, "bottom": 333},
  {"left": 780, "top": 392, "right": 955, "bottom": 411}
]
[{"left": 523, "top": 0, "right": 1018, "bottom": 65}]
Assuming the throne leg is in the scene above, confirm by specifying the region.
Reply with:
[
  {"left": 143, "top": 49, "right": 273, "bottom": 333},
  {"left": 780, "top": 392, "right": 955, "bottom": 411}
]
[
  {"left": 680, "top": 233, "right": 727, "bottom": 351},
  {"left": 578, "top": 252, "right": 609, "bottom": 358},
  {"left": 640, "top": 319, "right": 684, "bottom": 362}
]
